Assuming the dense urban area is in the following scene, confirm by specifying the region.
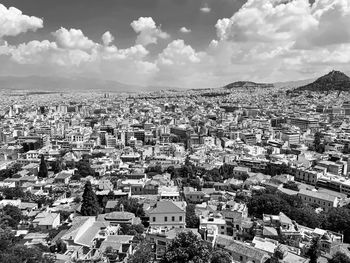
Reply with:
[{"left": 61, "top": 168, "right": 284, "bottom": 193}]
[{"left": 2, "top": 71, "right": 350, "bottom": 263}]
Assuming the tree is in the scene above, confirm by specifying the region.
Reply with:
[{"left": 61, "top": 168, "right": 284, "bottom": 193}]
[
  {"left": 307, "top": 237, "right": 321, "bottom": 263},
  {"left": 119, "top": 224, "right": 144, "bottom": 235},
  {"left": 247, "top": 194, "right": 291, "bottom": 218},
  {"left": 322, "top": 207, "right": 350, "bottom": 243},
  {"left": 0, "top": 227, "right": 15, "bottom": 252},
  {"left": 0, "top": 244, "right": 45, "bottom": 263},
  {"left": 329, "top": 252, "right": 350, "bottom": 263},
  {"left": 117, "top": 198, "right": 145, "bottom": 217},
  {"left": 38, "top": 155, "right": 48, "bottom": 178},
  {"left": 51, "top": 158, "right": 64, "bottom": 174},
  {"left": 186, "top": 204, "right": 199, "bottom": 228},
  {"left": 1, "top": 205, "right": 23, "bottom": 228},
  {"left": 314, "top": 132, "right": 325, "bottom": 153},
  {"left": 210, "top": 249, "right": 232, "bottom": 263},
  {"left": 0, "top": 163, "right": 22, "bottom": 181},
  {"left": 283, "top": 181, "right": 299, "bottom": 191},
  {"left": 76, "top": 160, "right": 96, "bottom": 178},
  {"left": 2, "top": 186, "right": 25, "bottom": 200},
  {"left": 127, "top": 240, "right": 154, "bottom": 263},
  {"left": 160, "top": 231, "right": 211, "bottom": 263},
  {"left": 80, "top": 181, "right": 100, "bottom": 216},
  {"left": 289, "top": 206, "right": 323, "bottom": 229}
]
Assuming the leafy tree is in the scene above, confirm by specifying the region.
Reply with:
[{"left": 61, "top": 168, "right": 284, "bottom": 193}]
[
  {"left": 0, "top": 163, "right": 22, "bottom": 180},
  {"left": 73, "top": 196, "right": 81, "bottom": 203},
  {"left": 283, "top": 181, "right": 299, "bottom": 191},
  {"left": 329, "top": 252, "right": 350, "bottom": 263},
  {"left": 1, "top": 205, "right": 23, "bottom": 228},
  {"left": 2, "top": 186, "right": 25, "bottom": 200},
  {"left": 0, "top": 227, "right": 15, "bottom": 252},
  {"left": 314, "top": 132, "right": 325, "bottom": 153},
  {"left": 210, "top": 249, "right": 232, "bottom": 263},
  {"left": 307, "top": 237, "right": 321, "bottom": 263},
  {"left": 104, "top": 246, "right": 119, "bottom": 262},
  {"left": 76, "top": 159, "right": 96, "bottom": 177},
  {"left": 289, "top": 206, "right": 323, "bottom": 229},
  {"left": 127, "top": 240, "right": 154, "bottom": 263},
  {"left": 117, "top": 198, "right": 145, "bottom": 217},
  {"left": 0, "top": 244, "right": 46, "bottom": 263},
  {"left": 186, "top": 204, "right": 199, "bottom": 228},
  {"left": 56, "top": 238, "right": 67, "bottom": 253},
  {"left": 119, "top": 224, "right": 144, "bottom": 235},
  {"left": 160, "top": 231, "right": 211, "bottom": 263},
  {"left": 38, "top": 155, "right": 48, "bottom": 178},
  {"left": 51, "top": 158, "right": 64, "bottom": 174},
  {"left": 80, "top": 181, "right": 100, "bottom": 216},
  {"left": 247, "top": 194, "right": 291, "bottom": 218},
  {"left": 322, "top": 207, "right": 350, "bottom": 243}
]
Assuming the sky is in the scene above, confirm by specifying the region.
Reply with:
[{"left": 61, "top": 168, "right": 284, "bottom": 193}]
[{"left": 0, "top": 0, "right": 349, "bottom": 89}]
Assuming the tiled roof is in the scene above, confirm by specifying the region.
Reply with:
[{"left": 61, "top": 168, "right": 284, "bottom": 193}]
[
  {"left": 298, "top": 189, "right": 336, "bottom": 202},
  {"left": 216, "top": 235, "right": 268, "bottom": 260},
  {"left": 149, "top": 201, "right": 186, "bottom": 214}
]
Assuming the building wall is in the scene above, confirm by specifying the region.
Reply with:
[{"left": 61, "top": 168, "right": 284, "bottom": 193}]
[{"left": 150, "top": 212, "right": 185, "bottom": 228}]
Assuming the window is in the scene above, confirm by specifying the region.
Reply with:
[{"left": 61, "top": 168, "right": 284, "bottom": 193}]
[
  {"left": 179, "top": 216, "right": 183, "bottom": 221},
  {"left": 240, "top": 256, "right": 243, "bottom": 261},
  {"left": 172, "top": 216, "right": 175, "bottom": 222},
  {"left": 153, "top": 217, "right": 156, "bottom": 222},
  {"left": 165, "top": 216, "right": 168, "bottom": 222},
  {"left": 221, "top": 226, "right": 225, "bottom": 229}
]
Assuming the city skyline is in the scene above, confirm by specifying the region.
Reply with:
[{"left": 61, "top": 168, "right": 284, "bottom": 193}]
[{"left": 0, "top": 0, "right": 349, "bottom": 89}]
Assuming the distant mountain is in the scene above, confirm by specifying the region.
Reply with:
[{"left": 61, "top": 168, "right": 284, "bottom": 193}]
[
  {"left": 294, "top": 70, "right": 350, "bottom": 92},
  {"left": 223, "top": 81, "right": 274, "bottom": 90},
  {"left": 0, "top": 75, "right": 178, "bottom": 94}
]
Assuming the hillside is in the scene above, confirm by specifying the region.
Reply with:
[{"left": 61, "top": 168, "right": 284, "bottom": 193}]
[
  {"left": 223, "top": 81, "right": 274, "bottom": 90},
  {"left": 294, "top": 70, "right": 350, "bottom": 92}
]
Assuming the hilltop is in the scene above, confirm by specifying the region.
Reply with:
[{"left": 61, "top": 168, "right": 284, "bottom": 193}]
[{"left": 294, "top": 70, "right": 350, "bottom": 92}]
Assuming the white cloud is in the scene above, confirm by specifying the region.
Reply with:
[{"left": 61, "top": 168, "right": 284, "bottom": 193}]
[
  {"left": 200, "top": 4, "right": 211, "bottom": 13},
  {"left": 102, "top": 31, "right": 114, "bottom": 46},
  {"left": 131, "top": 17, "right": 169, "bottom": 46},
  {"left": 209, "top": 0, "right": 350, "bottom": 83},
  {"left": 158, "top": 39, "right": 201, "bottom": 66},
  {"left": 179, "top": 27, "right": 191, "bottom": 33},
  {"left": 53, "top": 27, "right": 96, "bottom": 50},
  {"left": 10, "top": 40, "right": 57, "bottom": 64},
  {"left": 0, "top": 4, "right": 43, "bottom": 38},
  {"left": 3, "top": 0, "right": 350, "bottom": 89}
]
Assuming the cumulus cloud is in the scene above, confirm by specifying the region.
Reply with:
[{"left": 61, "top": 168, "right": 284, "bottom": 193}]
[
  {"left": 210, "top": 0, "right": 350, "bottom": 83},
  {"left": 0, "top": 4, "right": 43, "bottom": 38},
  {"left": 2, "top": 0, "right": 350, "bottom": 89},
  {"left": 200, "top": 4, "right": 211, "bottom": 13},
  {"left": 158, "top": 39, "right": 201, "bottom": 66},
  {"left": 131, "top": 17, "right": 169, "bottom": 46},
  {"left": 53, "top": 27, "right": 96, "bottom": 50},
  {"left": 102, "top": 31, "right": 114, "bottom": 46},
  {"left": 179, "top": 27, "right": 191, "bottom": 33}
]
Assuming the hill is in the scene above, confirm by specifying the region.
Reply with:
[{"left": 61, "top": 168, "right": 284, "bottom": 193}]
[
  {"left": 223, "top": 81, "right": 274, "bottom": 90},
  {"left": 294, "top": 70, "right": 350, "bottom": 92}
]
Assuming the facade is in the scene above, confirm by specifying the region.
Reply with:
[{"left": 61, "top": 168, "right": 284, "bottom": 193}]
[
  {"left": 149, "top": 201, "right": 186, "bottom": 229},
  {"left": 297, "top": 189, "right": 339, "bottom": 212}
]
